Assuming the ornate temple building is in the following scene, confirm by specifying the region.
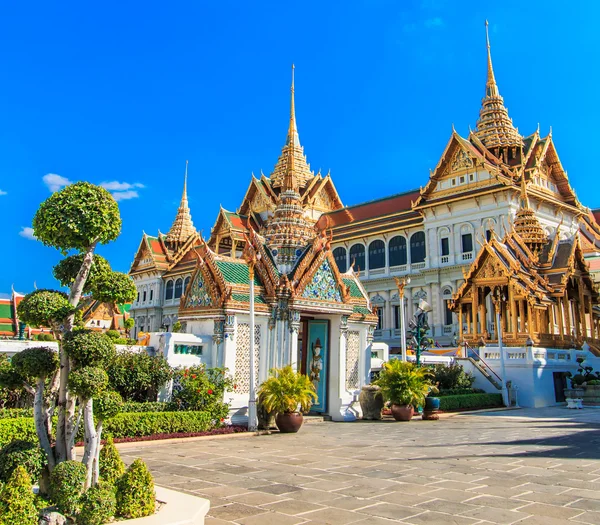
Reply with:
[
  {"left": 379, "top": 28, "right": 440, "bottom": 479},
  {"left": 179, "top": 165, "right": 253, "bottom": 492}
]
[
  {"left": 322, "top": 23, "right": 600, "bottom": 352},
  {"left": 129, "top": 68, "right": 377, "bottom": 420}
]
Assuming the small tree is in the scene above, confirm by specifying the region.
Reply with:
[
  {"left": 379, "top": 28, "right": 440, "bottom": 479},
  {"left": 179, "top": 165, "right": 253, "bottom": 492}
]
[
  {"left": 7, "top": 182, "right": 136, "bottom": 488},
  {"left": 172, "top": 321, "right": 182, "bottom": 333},
  {"left": 123, "top": 318, "right": 135, "bottom": 338}
]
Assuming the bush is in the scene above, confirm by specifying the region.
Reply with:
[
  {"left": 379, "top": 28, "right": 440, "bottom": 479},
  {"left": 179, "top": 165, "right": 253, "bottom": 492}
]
[
  {"left": 105, "top": 330, "right": 121, "bottom": 341},
  {"left": 99, "top": 436, "right": 125, "bottom": 485},
  {"left": 437, "top": 388, "right": 485, "bottom": 397},
  {"left": 171, "top": 365, "right": 233, "bottom": 420},
  {"left": 68, "top": 366, "right": 109, "bottom": 400},
  {"left": 78, "top": 482, "right": 116, "bottom": 525},
  {"left": 0, "top": 440, "right": 47, "bottom": 483},
  {"left": 0, "top": 408, "right": 34, "bottom": 419},
  {"left": 36, "top": 333, "right": 55, "bottom": 342},
  {"left": 107, "top": 352, "right": 173, "bottom": 402},
  {"left": 0, "top": 355, "right": 34, "bottom": 410},
  {"left": 49, "top": 460, "right": 86, "bottom": 517},
  {"left": 0, "top": 417, "right": 37, "bottom": 448},
  {"left": 438, "top": 393, "right": 503, "bottom": 412},
  {"left": 63, "top": 329, "right": 116, "bottom": 369},
  {"left": 0, "top": 465, "right": 37, "bottom": 525},
  {"left": 116, "top": 459, "right": 155, "bottom": 519},
  {"left": 121, "top": 401, "right": 174, "bottom": 413},
  {"left": 430, "top": 363, "right": 475, "bottom": 390},
  {"left": 104, "top": 411, "right": 214, "bottom": 438}
]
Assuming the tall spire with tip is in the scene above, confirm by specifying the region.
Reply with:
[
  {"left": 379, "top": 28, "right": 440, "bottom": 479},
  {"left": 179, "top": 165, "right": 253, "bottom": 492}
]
[
  {"left": 166, "top": 160, "right": 197, "bottom": 248},
  {"left": 474, "top": 21, "right": 523, "bottom": 150},
  {"left": 288, "top": 64, "right": 299, "bottom": 147}
]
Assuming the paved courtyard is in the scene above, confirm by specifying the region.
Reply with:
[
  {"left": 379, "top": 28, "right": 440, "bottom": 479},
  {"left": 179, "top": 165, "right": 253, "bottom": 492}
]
[{"left": 121, "top": 407, "right": 600, "bottom": 525}]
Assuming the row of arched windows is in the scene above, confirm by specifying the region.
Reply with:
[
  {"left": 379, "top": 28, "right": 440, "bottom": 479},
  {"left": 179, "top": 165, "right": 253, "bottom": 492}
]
[
  {"left": 165, "top": 277, "right": 191, "bottom": 301},
  {"left": 333, "top": 233, "right": 426, "bottom": 273}
]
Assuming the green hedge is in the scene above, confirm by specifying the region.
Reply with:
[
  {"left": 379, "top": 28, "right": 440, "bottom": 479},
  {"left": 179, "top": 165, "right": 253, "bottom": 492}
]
[
  {"left": 0, "top": 402, "right": 174, "bottom": 420},
  {"left": 0, "top": 408, "right": 34, "bottom": 419},
  {"left": 438, "top": 393, "right": 503, "bottom": 412},
  {"left": 437, "top": 388, "right": 485, "bottom": 397},
  {"left": 0, "top": 411, "right": 215, "bottom": 447}
]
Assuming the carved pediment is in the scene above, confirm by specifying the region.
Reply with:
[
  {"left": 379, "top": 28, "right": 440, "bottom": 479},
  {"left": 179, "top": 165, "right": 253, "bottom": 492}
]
[
  {"left": 451, "top": 148, "right": 474, "bottom": 172},
  {"left": 301, "top": 259, "right": 342, "bottom": 302}
]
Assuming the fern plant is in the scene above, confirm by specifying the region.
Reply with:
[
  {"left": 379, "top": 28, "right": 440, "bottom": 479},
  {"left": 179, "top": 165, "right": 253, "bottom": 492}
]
[
  {"left": 375, "top": 360, "right": 432, "bottom": 407},
  {"left": 257, "top": 366, "right": 317, "bottom": 414}
]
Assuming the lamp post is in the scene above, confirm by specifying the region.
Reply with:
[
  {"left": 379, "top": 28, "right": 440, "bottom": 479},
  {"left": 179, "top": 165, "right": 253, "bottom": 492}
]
[
  {"left": 412, "top": 299, "right": 433, "bottom": 366},
  {"left": 247, "top": 254, "right": 260, "bottom": 432},
  {"left": 493, "top": 288, "right": 509, "bottom": 407},
  {"left": 394, "top": 277, "right": 411, "bottom": 361}
]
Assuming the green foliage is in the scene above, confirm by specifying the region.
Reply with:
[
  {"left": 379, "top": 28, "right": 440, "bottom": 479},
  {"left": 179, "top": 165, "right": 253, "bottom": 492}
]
[
  {"left": 0, "top": 356, "right": 32, "bottom": 409},
  {"left": 257, "top": 366, "right": 317, "bottom": 414},
  {"left": 52, "top": 254, "right": 112, "bottom": 294},
  {"left": 78, "top": 482, "right": 116, "bottom": 525},
  {"left": 438, "top": 393, "right": 503, "bottom": 411},
  {"left": 375, "top": 360, "right": 432, "bottom": 407},
  {"left": 107, "top": 352, "right": 173, "bottom": 402},
  {"left": 116, "top": 459, "right": 155, "bottom": 519},
  {"left": 92, "top": 272, "right": 137, "bottom": 304},
  {"left": 171, "top": 365, "right": 232, "bottom": 420},
  {"left": 105, "top": 330, "right": 121, "bottom": 341},
  {"left": 587, "top": 380, "right": 600, "bottom": 386},
  {"left": 0, "top": 417, "right": 37, "bottom": 448},
  {"left": 0, "top": 408, "right": 34, "bottom": 419},
  {"left": 99, "top": 436, "right": 125, "bottom": 485},
  {"left": 16, "top": 289, "right": 74, "bottom": 328},
  {"left": 32, "top": 181, "right": 121, "bottom": 253},
  {"left": 0, "top": 440, "right": 46, "bottom": 483},
  {"left": 430, "top": 363, "right": 475, "bottom": 390},
  {"left": 68, "top": 367, "right": 109, "bottom": 400},
  {"left": 0, "top": 465, "right": 37, "bottom": 525},
  {"left": 63, "top": 329, "right": 116, "bottom": 369},
  {"left": 120, "top": 401, "right": 173, "bottom": 413},
  {"left": 436, "top": 388, "right": 485, "bottom": 396},
  {"left": 11, "top": 346, "right": 59, "bottom": 379},
  {"left": 35, "top": 334, "right": 55, "bottom": 342},
  {"left": 49, "top": 460, "right": 86, "bottom": 517},
  {"left": 172, "top": 321, "right": 182, "bottom": 333},
  {"left": 104, "top": 411, "right": 213, "bottom": 437},
  {"left": 124, "top": 318, "right": 135, "bottom": 331},
  {"left": 94, "top": 391, "right": 122, "bottom": 421}
]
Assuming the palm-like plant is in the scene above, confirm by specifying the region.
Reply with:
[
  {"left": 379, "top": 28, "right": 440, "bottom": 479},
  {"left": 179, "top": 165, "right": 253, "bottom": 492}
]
[
  {"left": 375, "top": 360, "right": 432, "bottom": 407},
  {"left": 258, "top": 366, "right": 317, "bottom": 414}
]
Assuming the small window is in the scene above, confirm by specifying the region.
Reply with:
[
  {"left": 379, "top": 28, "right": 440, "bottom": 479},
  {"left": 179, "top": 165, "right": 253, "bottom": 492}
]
[
  {"left": 142, "top": 291, "right": 147, "bottom": 302},
  {"left": 459, "top": 176, "right": 465, "bottom": 184},
  {"left": 165, "top": 281, "right": 174, "bottom": 300},
  {"left": 333, "top": 247, "right": 347, "bottom": 273},
  {"left": 469, "top": 173, "right": 474, "bottom": 182},
  {"left": 444, "top": 300, "right": 453, "bottom": 325},
  {"left": 485, "top": 230, "right": 492, "bottom": 242},
  {"left": 462, "top": 233, "right": 473, "bottom": 253},
  {"left": 376, "top": 308, "right": 383, "bottom": 330},
  {"left": 136, "top": 292, "right": 140, "bottom": 303},
  {"left": 150, "top": 289, "right": 153, "bottom": 301},
  {"left": 174, "top": 278, "right": 183, "bottom": 299},
  {"left": 451, "top": 179, "right": 456, "bottom": 186},
  {"left": 440, "top": 237, "right": 449, "bottom": 256},
  {"left": 394, "top": 305, "right": 401, "bottom": 330}
]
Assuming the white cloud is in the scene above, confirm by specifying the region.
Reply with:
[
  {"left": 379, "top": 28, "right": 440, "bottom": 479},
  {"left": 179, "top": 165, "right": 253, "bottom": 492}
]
[
  {"left": 0, "top": 189, "right": 6, "bottom": 196},
  {"left": 19, "top": 227, "right": 37, "bottom": 240},
  {"left": 424, "top": 17, "right": 444, "bottom": 28},
  {"left": 43, "top": 173, "right": 72, "bottom": 192},
  {"left": 112, "top": 190, "right": 140, "bottom": 201},
  {"left": 100, "top": 181, "right": 145, "bottom": 191}
]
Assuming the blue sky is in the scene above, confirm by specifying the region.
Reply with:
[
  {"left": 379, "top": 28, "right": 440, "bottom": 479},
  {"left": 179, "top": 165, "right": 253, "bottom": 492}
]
[{"left": 1, "top": 0, "right": 598, "bottom": 294}]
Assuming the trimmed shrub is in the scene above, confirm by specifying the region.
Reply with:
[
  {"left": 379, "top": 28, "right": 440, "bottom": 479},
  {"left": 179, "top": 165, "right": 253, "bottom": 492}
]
[
  {"left": 437, "top": 388, "right": 485, "bottom": 397},
  {"left": 107, "top": 352, "right": 173, "bottom": 402},
  {"left": 104, "top": 410, "right": 213, "bottom": 438},
  {"left": 0, "top": 408, "right": 34, "bottom": 419},
  {"left": 0, "top": 465, "right": 37, "bottom": 525},
  {"left": 105, "top": 330, "right": 121, "bottom": 341},
  {"left": 430, "top": 363, "right": 475, "bottom": 390},
  {"left": 121, "top": 401, "right": 174, "bottom": 413},
  {"left": 0, "top": 417, "right": 37, "bottom": 448},
  {"left": 63, "top": 330, "right": 116, "bottom": 369},
  {"left": 99, "top": 436, "right": 125, "bottom": 485},
  {"left": 68, "top": 366, "right": 109, "bottom": 400},
  {"left": 36, "top": 333, "right": 55, "bottom": 342},
  {"left": 116, "top": 459, "right": 155, "bottom": 519},
  {"left": 439, "top": 393, "right": 503, "bottom": 412},
  {"left": 49, "top": 460, "right": 86, "bottom": 517},
  {"left": 0, "top": 440, "right": 47, "bottom": 483},
  {"left": 78, "top": 482, "right": 116, "bottom": 525}
]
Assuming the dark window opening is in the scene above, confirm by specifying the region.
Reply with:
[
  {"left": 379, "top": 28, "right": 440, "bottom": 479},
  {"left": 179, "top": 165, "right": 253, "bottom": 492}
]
[
  {"left": 165, "top": 281, "right": 174, "bottom": 300},
  {"left": 410, "top": 232, "right": 426, "bottom": 263},
  {"left": 349, "top": 244, "right": 365, "bottom": 272},
  {"left": 462, "top": 233, "right": 473, "bottom": 253},
  {"left": 333, "top": 247, "right": 347, "bottom": 273},
  {"left": 389, "top": 236, "right": 407, "bottom": 266},
  {"left": 368, "top": 240, "right": 385, "bottom": 269},
  {"left": 441, "top": 237, "right": 449, "bottom": 256}
]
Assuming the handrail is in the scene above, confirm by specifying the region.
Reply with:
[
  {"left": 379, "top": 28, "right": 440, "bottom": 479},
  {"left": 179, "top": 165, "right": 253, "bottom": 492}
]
[{"left": 464, "top": 343, "right": 502, "bottom": 384}]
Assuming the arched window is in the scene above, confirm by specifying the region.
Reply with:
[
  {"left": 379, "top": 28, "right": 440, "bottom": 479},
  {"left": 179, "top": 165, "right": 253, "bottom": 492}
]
[
  {"left": 410, "top": 232, "right": 426, "bottom": 263},
  {"left": 174, "top": 278, "right": 183, "bottom": 299},
  {"left": 184, "top": 277, "right": 191, "bottom": 295},
  {"left": 349, "top": 244, "right": 365, "bottom": 272},
  {"left": 165, "top": 280, "right": 174, "bottom": 300},
  {"left": 333, "top": 247, "right": 347, "bottom": 273},
  {"left": 368, "top": 240, "right": 385, "bottom": 269},
  {"left": 388, "top": 236, "right": 407, "bottom": 266}
]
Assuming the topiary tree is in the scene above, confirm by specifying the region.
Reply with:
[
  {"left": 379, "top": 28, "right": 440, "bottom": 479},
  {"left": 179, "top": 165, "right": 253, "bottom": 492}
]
[
  {"left": 8, "top": 182, "right": 136, "bottom": 490},
  {"left": 78, "top": 481, "right": 116, "bottom": 525},
  {"left": 0, "top": 465, "right": 38, "bottom": 525},
  {"left": 91, "top": 391, "right": 122, "bottom": 486},
  {"left": 172, "top": 321, "right": 182, "bottom": 333},
  {"left": 0, "top": 440, "right": 47, "bottom": 484},
  {"left": 104, "top": 330, "right": 121, "bottom": 341},
  {"left": 49, "top": 459, "right": 86, "bottom": 517},
  {"left": 123, "top": 318, "right": 135, "bottom": 338},
  {"left": 98, "top": 436, "right": 125, "bottom": 486},
  {"left": 116, "top": 459, "right": 155, "bottom": 519}
]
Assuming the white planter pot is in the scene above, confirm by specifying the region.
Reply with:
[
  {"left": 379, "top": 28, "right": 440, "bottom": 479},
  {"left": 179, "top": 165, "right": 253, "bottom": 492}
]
[{"left": 124, "top": 486, "right": 209, "bottom": 524}]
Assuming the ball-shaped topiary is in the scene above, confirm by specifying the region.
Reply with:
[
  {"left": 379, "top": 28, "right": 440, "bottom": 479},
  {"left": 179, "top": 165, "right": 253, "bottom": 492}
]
[
  {"left": 78, "top": 481, "right": 116, "bottom": 525},
  {"left": 16, "top": 289, "right": 74, "bottom": 328},
  {"left": 33, "top": 181, "right": 121, "bottom": 253},
  {"left": 49, "top": 460, "right": 86, "bottom": 517},
  {"left": 0, "top": 440, "right": 47, "bottom": 483},
  {"left": 68, "top": 367, "right": 109, "bottom": 400},
  {"left": 95, "top": 391, "right": 122, "bottom": 421},
  {"left": 92, "top": 271, "right": 137, "bottom": 304},
  {"left": 11, "top": 346, "right": 59, "bottom": 380},
  {"left": 116, "top": 459, "right": 155, "bottom": 519},
  {"left": 104, "top": 329, "right": 121, "bottom": 341},
  {"left": 53, "top": 254, "right": 112, "bottom": 294},
  {"left": 98, "top": 436, "right": 125, "bottom": 485},
  {"left": 0, "top": 465, "right": 38, "bottom": 525},
  {"left": 63, "top": 330, "right": 116, "bottom": 369}
]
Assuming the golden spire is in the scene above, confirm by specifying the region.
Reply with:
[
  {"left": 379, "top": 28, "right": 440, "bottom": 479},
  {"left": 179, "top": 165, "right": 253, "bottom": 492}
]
[
  {"left": 166, "top": 160, "right": 197, "bottom": 247},
  {"left": 514, "top": 174, "right": 547, "bottom": 252},
  {"left": 288, "top": 64, "right": 299, "bottom": 147},
  {"left": 474, "top": 21, "right": 522, "bottom": 150}
]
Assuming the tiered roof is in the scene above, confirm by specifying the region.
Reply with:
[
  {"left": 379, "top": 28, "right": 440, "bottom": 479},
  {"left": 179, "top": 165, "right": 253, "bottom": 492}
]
[{"left": 165, "top": 161, "right": 197, "bottom": 249}]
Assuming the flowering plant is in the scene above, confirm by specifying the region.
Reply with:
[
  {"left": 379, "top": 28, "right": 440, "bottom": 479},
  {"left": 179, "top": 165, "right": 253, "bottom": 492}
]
[{"left": 171, "top": 365, "right": 233, "bottom": 423}]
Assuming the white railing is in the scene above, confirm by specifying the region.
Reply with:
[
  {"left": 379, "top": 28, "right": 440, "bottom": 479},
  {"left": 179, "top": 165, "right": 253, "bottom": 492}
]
[
  {"left": 440, "top": 255, "right": 449, "bottom": 264},
  {"left": 369, "top": 268, "right": 386, "bottom": 276},
  {"left": 462, "top": 252, "right": 473, "bottom": 261},
  {"left": 412, "top": 262, "right": 426, "bottom": 270},
  {"left": 389, "top": 264, "right": 408, "bottom": 274}
]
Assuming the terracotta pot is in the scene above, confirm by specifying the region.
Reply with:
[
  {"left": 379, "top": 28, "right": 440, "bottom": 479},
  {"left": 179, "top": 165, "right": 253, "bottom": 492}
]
[
  {"left": 276, "top": 412, "right": 304, "bottom": 433},
  {"left": 391, "top": 404, "right": 413, "bottom": 421}
]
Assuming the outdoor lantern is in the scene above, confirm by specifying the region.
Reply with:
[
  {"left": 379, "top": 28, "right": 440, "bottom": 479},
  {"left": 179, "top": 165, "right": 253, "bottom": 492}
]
[{"left": 417, "top": 299, "right": 433, "bottom": 314}]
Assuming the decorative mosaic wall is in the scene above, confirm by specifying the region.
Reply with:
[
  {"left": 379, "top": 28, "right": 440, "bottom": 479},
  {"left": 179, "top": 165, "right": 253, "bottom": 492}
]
[
  {"left": 302, "top": 260, "right": 342, "bottom": 302},
  {"left": 234, "top": 323, "right": 261, "bottom": 394},
  {"left": 345, "top": 330, "right": 360, "bottom": 391},
  {"left": 185, "top": 271, "right": 212, "bottom": 308}
]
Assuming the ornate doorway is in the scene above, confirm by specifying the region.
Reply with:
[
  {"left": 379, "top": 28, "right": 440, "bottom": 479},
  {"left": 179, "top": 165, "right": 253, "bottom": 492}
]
[{"left": 306, "top": 320, "right": 329, "bottom": 413}]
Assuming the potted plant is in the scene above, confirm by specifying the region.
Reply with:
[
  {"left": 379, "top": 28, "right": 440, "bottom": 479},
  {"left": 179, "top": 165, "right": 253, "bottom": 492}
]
[
  {"left": 375, "top": 360, "right": 432, "bottom": 421},
  {"left": 423, "top": 385, "right": 440, "bottom": 420},
  {"left": 257, "top": 366, "right": 317, "bottom": 433}
]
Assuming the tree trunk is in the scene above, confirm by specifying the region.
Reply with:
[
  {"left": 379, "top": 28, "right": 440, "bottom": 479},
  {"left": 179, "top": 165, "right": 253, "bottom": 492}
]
[
  {"left": 56, "top": 241, "right": 99, "bottom": 463},
  {"left": 82, "top": 398, "right": 97, "bottom": 490},
  {"left": 92, "top": 420, "right": 103, "bottom": 486},
  {"left": 34, "top": 377, "right": 55, "bottom": 470}
]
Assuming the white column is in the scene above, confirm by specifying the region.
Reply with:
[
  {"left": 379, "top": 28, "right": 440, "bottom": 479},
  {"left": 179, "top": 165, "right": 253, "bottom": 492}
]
[
  {"left": 248, "top": 268, "right": 257, "bottom": 431},
  {"left": 289, "top": 310, "right": 300, "bottom": 372},
  {"left": 400, "top": 295, "right": 407, "bottom": 361},
  {"left": 339, "top": 316, "right": 349, "bottom": 394}
]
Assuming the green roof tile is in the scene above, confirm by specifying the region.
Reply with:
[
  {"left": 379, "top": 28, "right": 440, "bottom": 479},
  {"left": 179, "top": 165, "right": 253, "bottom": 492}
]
[
  {"left": 0, "top": 323, "right": 14, "bottom": 332},
  {"left": 215, "top": 260, "right": 261, "bottom": 286},
  {"left": 353, "top": 306, "right": 370, "bottom": 315},
  {"left": 343, "top": 278, "right": 363, "bottom": 298},
  {"left": 231, "top": 293, "right": 266, "bottom": 304},
  {"left": 0, "top": 304, "right": 13, "bottom": 319}
]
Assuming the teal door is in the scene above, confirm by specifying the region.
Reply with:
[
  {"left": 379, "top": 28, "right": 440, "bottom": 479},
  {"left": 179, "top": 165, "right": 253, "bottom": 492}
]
[{"left": 306, "top": 320, "right": 328, "bottom": 413}]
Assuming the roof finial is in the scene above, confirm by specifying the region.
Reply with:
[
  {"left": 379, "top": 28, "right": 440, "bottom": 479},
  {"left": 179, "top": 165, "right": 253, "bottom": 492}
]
[
  {"left": 166, "top": 160, "right": 197, "bottom": 247},
  {"left": 182, "top": 160, "right": 189, "bottom": 205},
  {"left": 485, "top": 20, "right": 498, "bottom": 97}
]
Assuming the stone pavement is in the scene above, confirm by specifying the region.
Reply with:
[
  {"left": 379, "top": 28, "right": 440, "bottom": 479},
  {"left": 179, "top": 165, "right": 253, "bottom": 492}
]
[{"left": 120, "top": 407, "right": 600, "bottom": 524}]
